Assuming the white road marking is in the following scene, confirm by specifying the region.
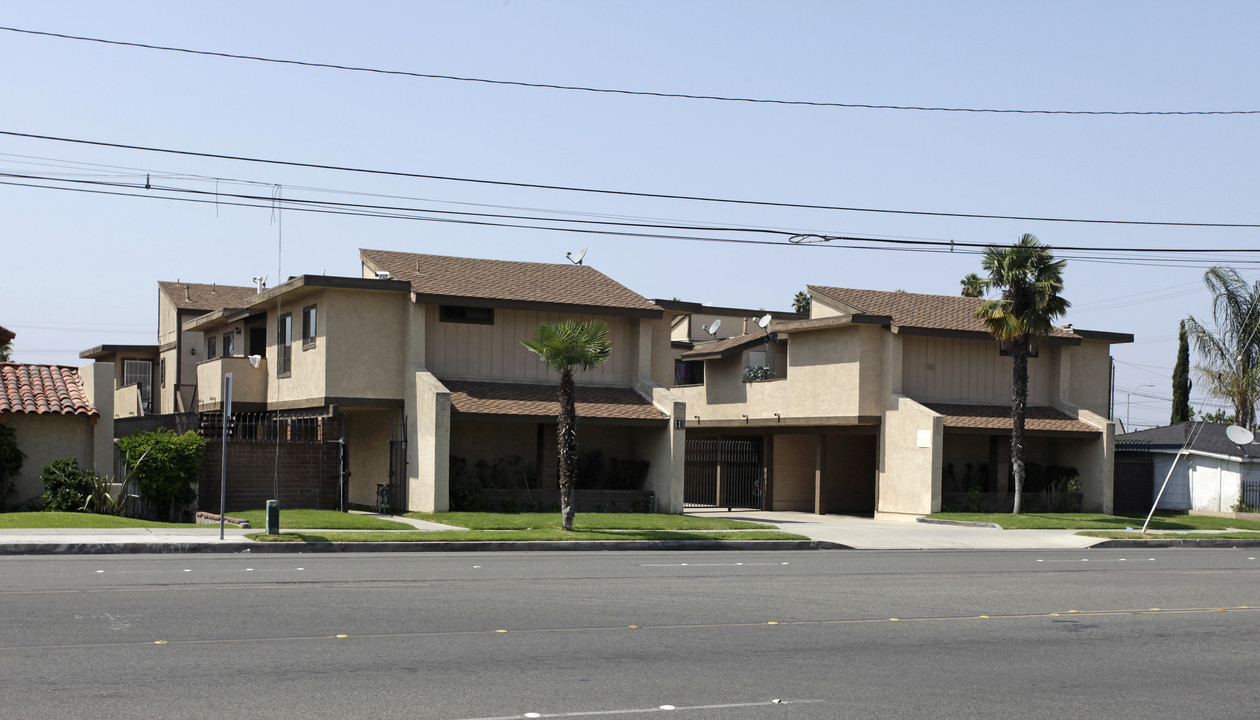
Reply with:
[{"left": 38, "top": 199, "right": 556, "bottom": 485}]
[{"left": 452, "top": 698, "right": 822, "bottom": 719}]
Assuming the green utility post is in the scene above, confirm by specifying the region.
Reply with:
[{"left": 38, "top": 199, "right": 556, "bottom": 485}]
[{"left": 266, "top": 499, "right": 280, "bottom": 535}]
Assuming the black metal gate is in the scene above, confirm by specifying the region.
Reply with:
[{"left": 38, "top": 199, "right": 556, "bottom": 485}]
[
  {"left": 1114, "top": 440, "right": 1153, "bottom": 515},
  {"left": 685, "top": 438, "right": 764, "bottom": 510},
  {"left": 384, "top": 415, "right": 408, "bottom": 513}
]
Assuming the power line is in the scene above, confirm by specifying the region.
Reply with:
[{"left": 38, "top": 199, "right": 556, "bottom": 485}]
[
  {"left": 5, "top": 129, "right": 1260, "bottom": 230},
  {"left": 4, "top": 25, "right": 1256, "bottom": 117},
  {"left": 5, "top": 172, "right": 1258, "bottom": 271}
]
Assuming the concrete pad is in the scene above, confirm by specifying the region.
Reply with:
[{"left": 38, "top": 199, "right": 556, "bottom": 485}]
[{"left": 684, "top": 509, "right": 1104, "bottom": 550}]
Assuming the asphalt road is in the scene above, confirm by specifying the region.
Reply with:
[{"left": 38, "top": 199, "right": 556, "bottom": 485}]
[{"left": 2, "top": 549, "right": 1258, "bottom": 719}]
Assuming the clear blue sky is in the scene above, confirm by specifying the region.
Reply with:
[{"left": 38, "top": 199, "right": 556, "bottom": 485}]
[{"left": 3, "top": 1, "right": 1258, "bottom": 431}]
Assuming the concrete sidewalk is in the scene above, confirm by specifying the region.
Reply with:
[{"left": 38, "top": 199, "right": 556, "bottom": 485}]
[
  {"left": 0, "top": 510, "right": 1112, "bottom": 554},
  {"left": 684, "top": 509, "right": 1106, "bottom": 550}
]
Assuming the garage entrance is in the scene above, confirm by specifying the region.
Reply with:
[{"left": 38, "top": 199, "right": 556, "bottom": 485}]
[{"left": 684, "top": 438, "right": 764, "bottom": 510}]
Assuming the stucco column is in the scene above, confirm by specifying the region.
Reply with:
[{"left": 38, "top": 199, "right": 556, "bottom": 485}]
[
  {"left": 81, "top": 362, "right": 115, "bottom": 476},
  {"left": 405, "top": 371, "right": 450, "bottom": 512}
]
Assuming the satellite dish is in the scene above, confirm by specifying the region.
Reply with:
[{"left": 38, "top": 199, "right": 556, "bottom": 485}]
[
  {"left": 1225, "top": 425, "right": 1254, "bottom": 445},
  {"left": 565, "top": 247, "right": 588, "bottom": 265},
  {"left": 757, "top": 314, "right": 772, "bottom": 329},
  {"left": 707, "top": 319, "right": 722, "bottom": 338}
]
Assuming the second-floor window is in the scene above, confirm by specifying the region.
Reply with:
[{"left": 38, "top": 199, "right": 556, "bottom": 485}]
[
  {"left": 278, "top": 313, "right": 292, "bottom": 375},
  {"left": 302, "top": 305, "right": 317, "bottom": 347},
  {"left": 222, "top": 332, "right": 234, "bottom": 357},
  {"left": 674, "top": 359, "right": 705, "bottom": 386},
  {"left": 440, "top": 305, "right": 494, "bottom": 325},
  {"left": 206, "top": 336, "right": 217, "bottom": 359}
]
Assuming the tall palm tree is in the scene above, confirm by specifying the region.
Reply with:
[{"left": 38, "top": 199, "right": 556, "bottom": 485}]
[
  {"left": 1185, "top": 266, "right": 1260, "bottom": 429},
  {"left": 960, "top": 272, "right": 985, "bottom": 298},
  {"left": 975, "top": 234, "right": 1070, "bottom": 514},
  {"left": 521, "top": 319, "right": 613, "bottom": 530},
  {"left": 792, "top": 290, "right": 811, "bottom": 316}
]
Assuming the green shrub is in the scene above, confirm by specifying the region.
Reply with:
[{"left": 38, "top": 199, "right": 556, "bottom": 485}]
[
  {"left": 0, "top": 425, "right": 24, "bottom": 511},
  {"left": 40, "top": 458, "right": 99, "bottom": 512},
  {"left": 117, "top": 429, "right": 206, "bottom": 521}
]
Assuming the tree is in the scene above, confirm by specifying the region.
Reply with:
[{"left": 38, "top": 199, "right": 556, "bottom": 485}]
[
  {"left": 975, "top": 234, "right": 1070, "bottom": 514},
  {"left": 1171, "top": 320, "right": 1193, "bottom": 424},
  {"left": 792, "top": 291, "right": 811, "bottom": 316},
  {"left": 1185, "top": 266, "right": 1260, "bottom": 429},
  {"left": 0, "top": 342, "right": 11, "bottom": 362},
  {"left": 960, "top": 273, "right": 985, "bottom": 298},
  {"left": 521, "top": 319, "right": 612, "bottom": 530}
]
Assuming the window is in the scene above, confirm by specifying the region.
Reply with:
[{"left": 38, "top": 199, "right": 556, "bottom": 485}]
[
  {"left": 160, "top": 357, "right": 166, "bottom": 388},
  {"left": 222, "top": 332, "right": 234, "bottom": 357},
  {"left": 123, "top": 359, "right": 153, "bottom": 413},
  {"left": 748, "top": 349, "right": 767, "bottom": 367},
  {"left": 674, "top": 359, "right": 705, "bottom": 386},
  {"left": 206, "top": 336, "right": 217, "bottom": 359},
  {"left": 440, "top": 305, "right": 494, "bottom": 325},
  {"left": 302, "top": 305, "right": 317, "bottom": 347},
  {"left": 277, "top": 313, "right": 292, "bottom": 375}
]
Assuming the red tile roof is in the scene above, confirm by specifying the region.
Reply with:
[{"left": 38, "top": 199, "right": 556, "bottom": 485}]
[
  {"left": 361, "top": 249, "right": 660, "bottom": 314},
  {"left": 921, "top": 403, "right": 1098, "bottom": 434},
  {"left": 0, "top": 363, "right": 99, "bottom": 417},
  {"left": 158, "top": 282, "right": 259, "bottom": 312},
  {"left": 809, "top": 286, "right": 1078, "bottom": 338},
  {"left": 443, "top": 380, "right": 666, "bottom": 422}
]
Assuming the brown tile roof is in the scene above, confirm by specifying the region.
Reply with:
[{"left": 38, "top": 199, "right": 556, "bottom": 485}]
[
  {"left": 921, "top": 403, "right": 1098, "bottom": 434},
  {"left": 158, "top": 281, "right": 258, "bottom": 312},
  {"left": 443, "top": 380, "right": 666, "bottom": 422},
  {"left": 361, "top": 249, "right": 660, "bottom": 314},
  {"left": 0, "top": 363, "right": 99, "bottom": 417},
  {"left": 681, "top": 328, "right": 769, "bottom": 360},
  {"left": 809, "top": 286, "right": 1077, "bottom": 338},
  {"left": 0, "top": 325, "right": 14, "bottom": 346}
]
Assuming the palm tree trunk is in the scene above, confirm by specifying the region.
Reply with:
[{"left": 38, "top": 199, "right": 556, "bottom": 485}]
[
  {"left": 1011, "top": 344, "right": 1028, "bottom": 514},
  {"left": 557, "top": 369, "right": 578, "bottom": 531}
]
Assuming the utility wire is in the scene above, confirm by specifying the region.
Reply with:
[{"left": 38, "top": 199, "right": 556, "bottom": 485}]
[
  {"left": 4, "top": 173, "right": 1257, "bottom": 269},
  {"left": 3, "top": 25, "right": 1256, "bottom": 117},
  {"left": 4, "top": 129, "right": 1260, "bottom": 229}
]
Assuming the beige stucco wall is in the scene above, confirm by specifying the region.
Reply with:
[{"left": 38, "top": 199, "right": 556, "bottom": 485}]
[
  {"left": 405, "top": 370, "right": 450, "bottom": 512},
  {"left": 901, "top": 335, "right": 1056, "bottom": 405},
  {"left": 195, "top": 357, "right": 269, "bottom": 410},
  {"left": 1061, "top": 340, "right": 1114, "bottom": 417},
  {"left": 323, "top": 289, "right": 408, "bottom": 400},
  {"left": 771, "top": 434, "right": 817, "bottom": 512},
  {"left": 878, "top": 395, "right": 942, "bottom": 516},
  {"left": 81, "top": 362, "right": 114, "bottom": 477},
  {"left": 425, "top": 307, "right": 639, "bottom": 386},
  {"left": 344, "top": 408, "right": 395, "bottom": 507},
  {"left": 1050, "top": 405, "right": 1115, "bottom": 513},
  {"left": 4, "top": 413, "right": 96, "bottom": 505}
]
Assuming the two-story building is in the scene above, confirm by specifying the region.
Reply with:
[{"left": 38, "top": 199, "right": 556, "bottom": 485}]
[
  {"left": 179, "top": 249, "right": 686, "bottom": 513},
  {"left": 670, "top": 285, "right": 1131, "bottom": 516}
]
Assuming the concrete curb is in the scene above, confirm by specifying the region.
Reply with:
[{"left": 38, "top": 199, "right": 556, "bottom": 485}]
[
  {"left": 916, "top": 518, "right": 1003, "bottom": 529},
  {"left": 0, "top": 539, "right": 850, "bottom": 555},
  {"left": 1091, "top": 538, "right": 1260, "bottom": 549}
]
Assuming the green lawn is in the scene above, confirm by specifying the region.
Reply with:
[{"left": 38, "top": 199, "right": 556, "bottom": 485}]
[
  {"left": 226, "top": 509, "right": 414, "bottom": 530},
  {"left": 0, "top": 512, "right": 192, "bottom": 529},
  {"left": 1081, "top": 531, "right": 1260, "bottom": 540},
  {"left": 405, "top": 511, "right": 774, "bottom": 531},
  {"left": 929, "top": 512, "right": 1260, "bottom": 531},
  {"left": 248, "top": 529, "right": 806, "bottom": 542}
]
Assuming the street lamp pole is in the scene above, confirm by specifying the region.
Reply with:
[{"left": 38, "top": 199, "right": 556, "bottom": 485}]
[{"left": 1126, "top": 383, "right": 1154, "bottom": 431}]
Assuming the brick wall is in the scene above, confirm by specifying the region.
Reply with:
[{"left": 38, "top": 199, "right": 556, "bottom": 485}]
[{"left": 201, "top": 439, "right": 341, "bottom": 513}]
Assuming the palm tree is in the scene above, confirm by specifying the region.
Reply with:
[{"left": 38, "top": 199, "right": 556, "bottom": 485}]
[
  {"left": 1185, "top": 266, "right": 1260, "bottom": 429},
  {"left": 960, "top": 273, "right": 985, "bottom": 298},
  {"left": 792, "top": 290, "right": 811, "bottom": 316},
  {"left": 975, "top": 234, "right": 1070, "bottom": 514},
  {"left": 521, "top": 319, "right": 613, "bottom": 530}
]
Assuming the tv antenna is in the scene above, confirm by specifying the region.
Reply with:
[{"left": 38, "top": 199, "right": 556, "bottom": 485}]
[
  {"left": 702, "top": 318, "right": 722, "bottom": 339},
  {"left": 252, "top": 275, "right": 268, "bottom": 294},
  {"left": 565, "top": 247, "right": 588, "bottom": 265}
]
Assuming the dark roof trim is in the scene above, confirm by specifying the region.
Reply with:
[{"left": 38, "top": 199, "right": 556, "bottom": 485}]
[
  {"left": 80, "top": 344, "right": 160, "bottom": 359},
  {"left": 411, "top": 293, "right": 663, "bottom": 319},
  {"left": 769, "top": 314, "right": 890, "bottom": 334},
  {"left": 688, "top": 415, "right": 881, "bottom": 428},
  {"left": 1072, "top": 329, "right": 1135, "bottom": 344},
  {"left": 651, "top": 298, "right": 802, "bottom": 319},
  {"left": 247, "top": 275, "right": 412, "bottom": 308}
]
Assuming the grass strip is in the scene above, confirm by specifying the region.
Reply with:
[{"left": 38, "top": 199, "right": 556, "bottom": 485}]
[
  {"left": 0, "top": 512, "right": 192, "bottom": 529},
  {"left": 1080, "top": 531, "right": 1260, "bottom": 540},
  {"left": 226, "top": 508, "right": 413, "bottom": 530},
  {"left": 246, "top": 529, "right": 807, "bottom": 542},
  {"left": 404, "top": 511, "right": 774, "bottom": 531},
  {"left": 928, "top": 513, "right": 1260, "bottom": 531}
]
